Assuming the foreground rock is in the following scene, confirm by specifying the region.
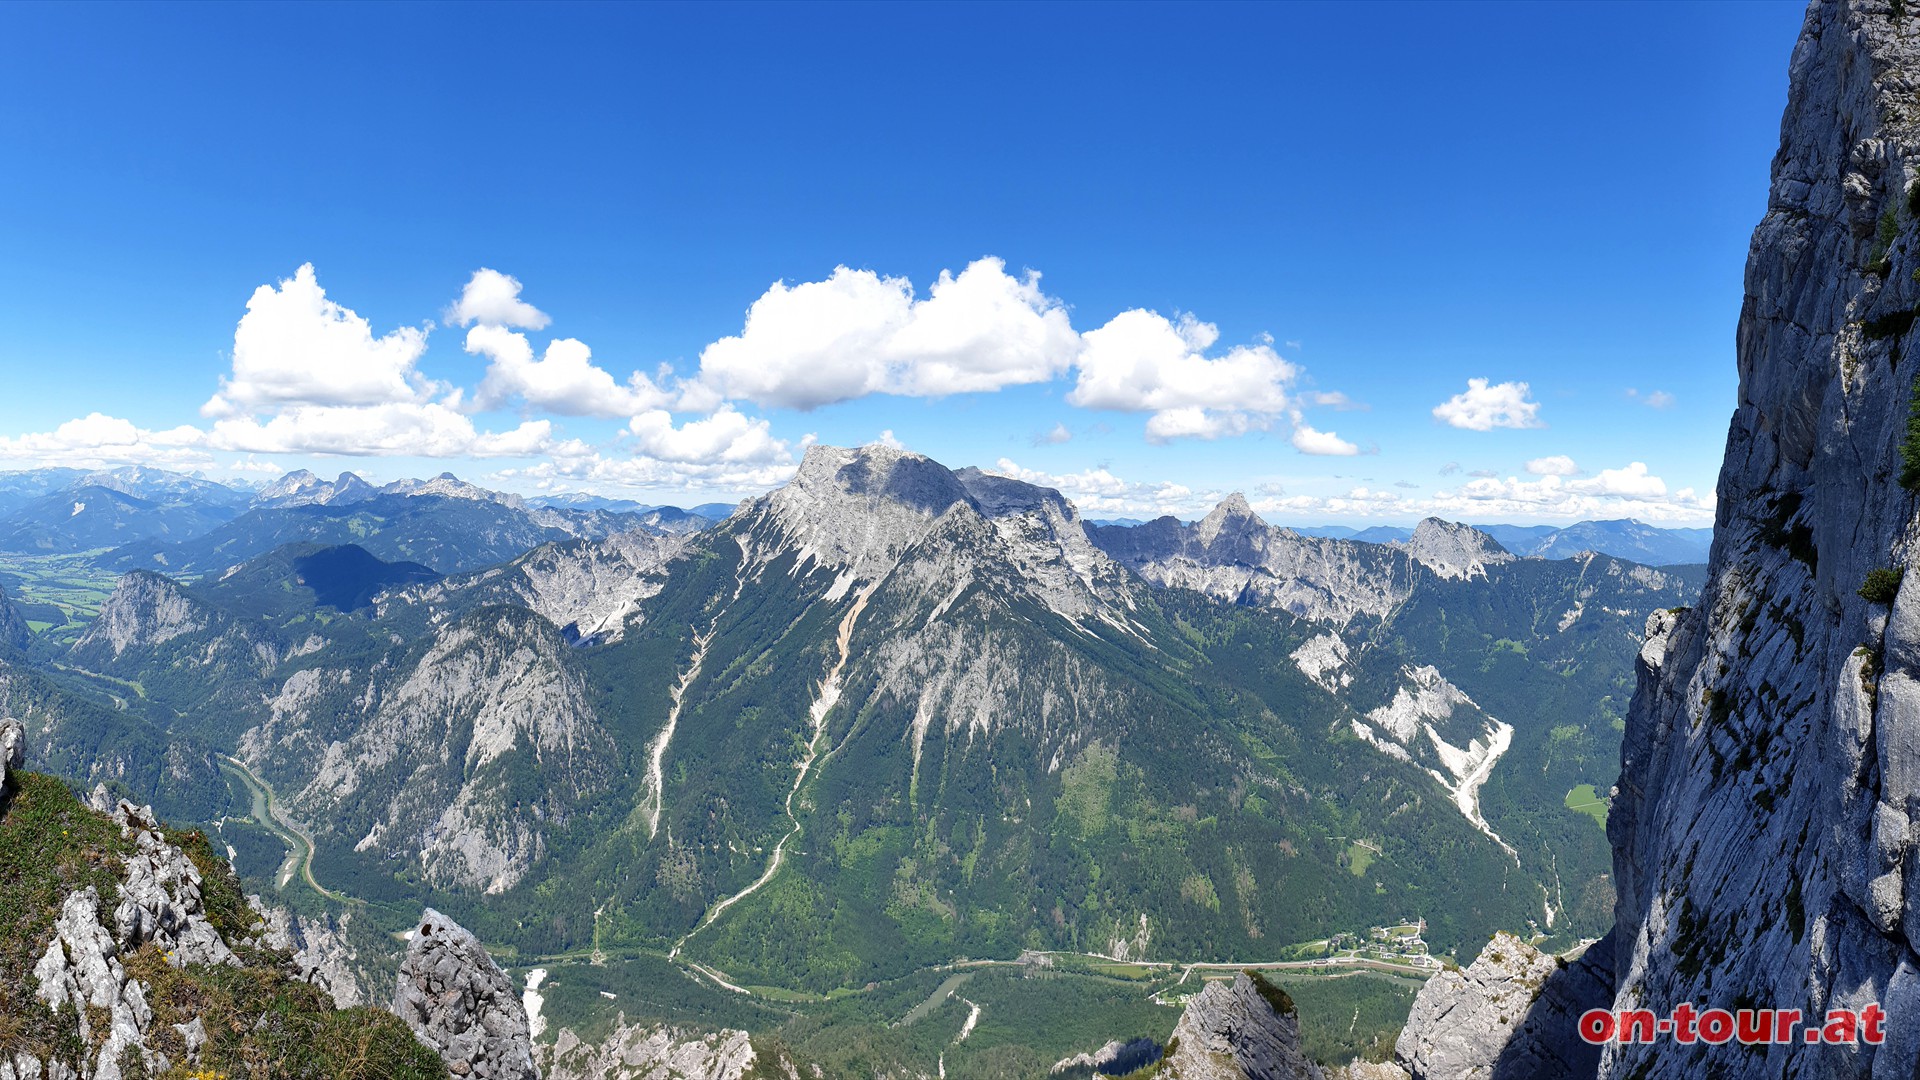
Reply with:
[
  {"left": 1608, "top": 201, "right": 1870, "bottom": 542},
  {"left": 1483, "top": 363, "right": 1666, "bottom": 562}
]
[
  {"left": 1161, "top": 971, "right": 1322, "bottom": 1080},
  {"left": 1393, "top": 931, "right": 1610, "bottom": 1080},
  {"left": 1, "top": 757, "right": 436, "bottom": 1079},
  {"left": 539, "top": 1016, "right": 756, "bottom": 1080},
  {"left": 393, "top": 907, "right": 539, "bottom": 1080}
]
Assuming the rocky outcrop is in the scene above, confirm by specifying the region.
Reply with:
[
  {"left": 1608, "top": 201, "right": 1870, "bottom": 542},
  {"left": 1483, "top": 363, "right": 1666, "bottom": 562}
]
[
  {"left": 3, "top": 739, "right": 439, "bottom": 1080},
  {"left": 1, "top": 715, "right": 22, "bottom": 790},
  {"left": 1050, "top": 1037, "right": 1162, "bottom": 1078},
  {"left": 100, "top": 796, "right": 239, "bottom": 969},
  {"left": 1160, "top": 972, "right": 1322, "bottom": 1080},
  {"left": 28, "top": 887, "right": 157, "bottom": 1080},
  {"left": 255, "top": 901, "right": 373, "bottom": 1007},
  {"left": 539, "top": 1017, "right": 756, "bottom": 1080},
  {"left": 392, "top": 907, "right": 538, "bottom": 1080},
  {"left": 1392, "top": 931, "right": 1610, "bottom": 1080},
  {"left": 1396, "top": 519, "right": 1514, "bottom": 582}
]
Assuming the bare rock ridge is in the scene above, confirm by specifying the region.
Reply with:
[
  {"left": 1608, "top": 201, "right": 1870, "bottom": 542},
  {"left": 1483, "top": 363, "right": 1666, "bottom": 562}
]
[
  {"left": 1396, "top": 2, "right": 1920, "bottom": 1077},
  {"left": 538, "top": 1016, "right": 756, "bottom": 1080},
  {"left": 1090, "top": 504, "right": 1415, "bottom": 625},
  {"left": 1159, "top": 971, "right": 1323, "bottom": 1080},
  {"left": 393, "top": 907, "right": 539, "bottom": 1080},
  {"left": 1050, "top": 1037, "right": 1164, "bottom": 1078},
  {"left": 1392, "top": 931, "right": 1610, "bottom": 1080}
]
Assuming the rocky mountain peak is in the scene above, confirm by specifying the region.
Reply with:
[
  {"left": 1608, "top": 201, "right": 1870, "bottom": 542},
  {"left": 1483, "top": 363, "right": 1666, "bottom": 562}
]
[
  {"left": 1400, "top": 518, "right": 1513, "bottom": 581},
  {"left": 954, "top": 465, "right": 1076, "bottom": 520},
  {"left": 1194, "top": 493, "right": 1266, "bottom": 546},
  {"left": 755, "top": 445, "right": 989, "bottom": 579},
  {"left": 1160, "top": 971, "right": 1322, "bottom": 1080},
  {"left": 786, "top": 443, "right": 973, "bottom": 515},
  {"left": 392, "top": 907, "right": 538, "bottom": 1080},
  {"left": 73, "top": 571, "right": 208, "bottom": 659},
  {"left": 256, "top": 468, "right": 377, "bottom": 508}
]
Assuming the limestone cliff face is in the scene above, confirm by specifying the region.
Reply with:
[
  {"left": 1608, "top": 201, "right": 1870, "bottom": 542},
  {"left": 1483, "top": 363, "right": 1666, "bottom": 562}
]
[
  {"left": 1378, "top": 7, "right": 1920, "bottom": 1077},
  {"left": 244, "top": 606, "right": 614, "bottom": 895},
  {"left": 1599, "top": 2, "right": 1920, "bottom": 1078}
]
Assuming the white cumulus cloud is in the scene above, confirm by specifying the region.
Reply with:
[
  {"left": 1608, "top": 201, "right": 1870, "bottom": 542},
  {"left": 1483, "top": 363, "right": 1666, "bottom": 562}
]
[
  {"left": 696, "top": 257, "right": 1079, "bottom": 410},
  {"left": 204, "top": 263, "right": 434, "bottom": 417},
  {"left": 0, "top": 414, "right": 210, "bottom": 469},
  {"left": 988, "top": 457, "right": 1212, "bottom": 518},
  {"left": 1525, "top": 454, "right": 1580, "bottom": 476},
  {"left": 627, "top": 405, "right": 792, "bottom": 465},
  {"left": 1291, "top": 424, "right": 1361, "bottom": 456},
  {"left": 448, "top": 268, "right": 552, "bottom": 330},
  {"left": 207, "top": 403, "right": 550, "bottom": 458},
  {"left": 1071, "top": 311, "right": 1305, "bottom": 444},
  {"left": 1432, "top": 378, "right": 1545, "bottom": 431},
  {"left": 465, "top": 326, "right": 674, "bottom": 418}
]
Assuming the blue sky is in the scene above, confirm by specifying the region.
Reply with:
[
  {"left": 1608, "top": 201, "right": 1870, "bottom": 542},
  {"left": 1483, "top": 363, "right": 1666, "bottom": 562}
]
[{"left": 0, "top": 1, "right": 1806, "bottom": 525}]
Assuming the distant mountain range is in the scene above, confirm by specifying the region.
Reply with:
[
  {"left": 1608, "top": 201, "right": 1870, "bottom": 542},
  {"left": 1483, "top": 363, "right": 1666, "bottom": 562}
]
[
  {"left": 1172, "top": 518, "right": 1712, "bottom": 566},
  {"left": 0, "top": 465, "right": 727, "bottom": 570}
]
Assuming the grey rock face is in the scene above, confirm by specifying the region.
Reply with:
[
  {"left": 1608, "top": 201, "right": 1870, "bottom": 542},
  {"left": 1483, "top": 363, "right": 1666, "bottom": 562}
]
[
  {"left": 1050, "top": 1037, "right": 1162, "bottom": 1077},
  {"left": 380, "top": 528, "right": 691, "bottom": 645},
  {"left": 1395, "top": 518, "right": 1515, "bottom": 582},
  {"left": 1393, "top": 931, "right": 1610, "bottom": 1080},
  {"left": 246, "top": 606, "right": 612, "bottom": 894},
  {"left": 103, "top": 798, "right": 239, "bottom": 969},
  {"left": 1596, "top": 3, "right": 1920, "bottom": 1078},
  {"left": 540, "top": 1016, "right": 756, "bottom": 1080},
  {"left": 72, "top": 571, "right": 210, "bottom": 659},
  {"left": 392, "top": 907, "right": 538, "bottom": 1080},
  {"left": 254, "top": 899, "right": 371, "bottom": 1007},
  {"left": 1, "top": 715, "right": 23, "bottom": 790},
  {"left": 29, "top": 887, "right": 156, "bottom": 1080},
  {"left": 1161, "top": 972, "right": 1323, "bottom": 1080}
]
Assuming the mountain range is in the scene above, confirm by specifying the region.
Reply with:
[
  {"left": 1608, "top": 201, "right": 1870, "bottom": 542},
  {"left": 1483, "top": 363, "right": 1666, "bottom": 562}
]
[{"left": 0, "top": 440, "right": 1706, "bottom": 1076}]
